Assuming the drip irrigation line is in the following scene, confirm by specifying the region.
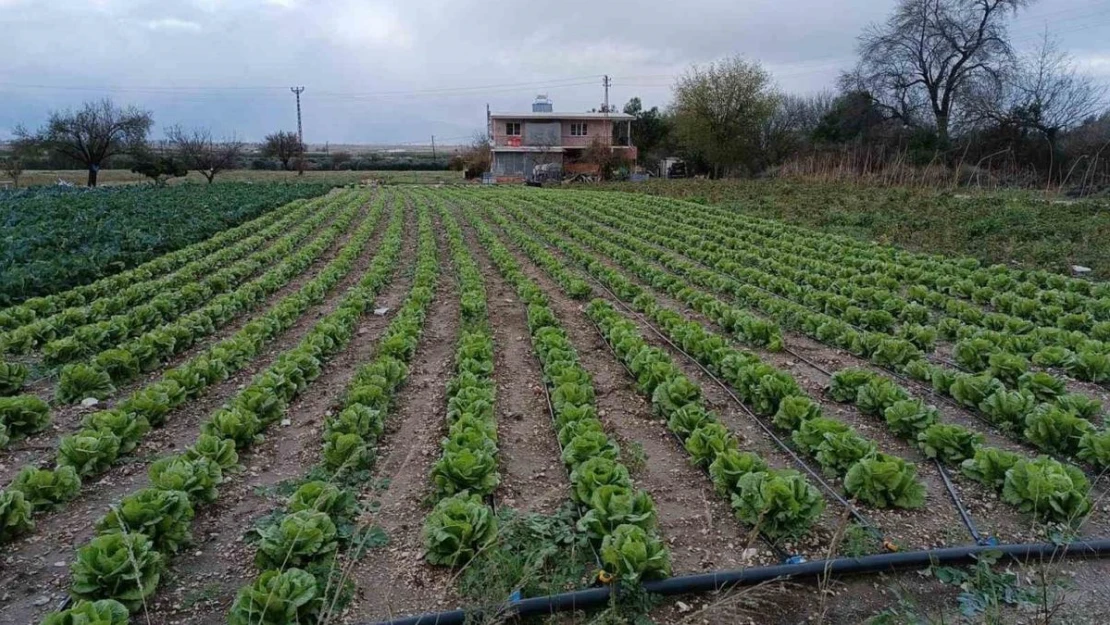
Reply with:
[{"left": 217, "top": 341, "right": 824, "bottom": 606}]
[
  {"left": 580, "top": 272, "right": 886, "bottom": 548},
  {"left": 933, "top": 459, "right": 988, "bottom": 546},
  {"left": 366, "top": 538, "right": 1110, "bottom": 625}
]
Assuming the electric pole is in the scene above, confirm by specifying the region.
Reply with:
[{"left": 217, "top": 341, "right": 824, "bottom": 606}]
[
  {"left": 291, "top": 86, "right": 305, "bottom": 175},
  {"left": 602, "top": 75, "right": 611, "bottom": 113}
]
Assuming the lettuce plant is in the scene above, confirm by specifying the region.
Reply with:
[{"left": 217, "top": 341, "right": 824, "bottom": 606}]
[
  {"left": 1017, "top": 372, "right": 1067, "bottom": 402},
  {"left": 651, "top": 376, "right": 701, "bottom": 418},
  {"left": 917, "top": 424, "right": 983, "bottom": 464},
  {"left": 228, "top": 568, "right": 320, "bottom": 625},
  {"left": 322, "top": 432, "right": 373, "bottom": 474},
  {"left": 772, "top": 395, "right": 822, "bottom": 431},
  {"left": 71, "top": 532, "right": 164, "bottom": 610},
  {"left": 960, "top": 447, "right": 1021, "bottom": 489},
  {"left": 883, "top": 400, "right": 938, "bottom": 438},
  {"left": 828, "top": 368, "right": 874, "bottom": 402},
  {"left": 286, "top": 481, "right": 358, "bottom": 522},
  {"left": 42, "top": 599, "right": 130, "bottom": 625},
  {"left": 58, "top": 429, "right": 122, "bottom": 476},
  {"left": 815, "top": 431, "right": 877, "bottom": 475},
  {"left": 83, "top": 409, "right": 149, "bottom": 454},
  {"left": 855, "top": 377, "right": 910, "bottom": 416},
  {"left": 148, "top": 456, "right": 222, "bottom": 503},
  {"left": 200, "top": 406, "right": 262, "bottom": 449},
  {"left": 326, "top": 404, "right": 384, "bottom": 442},
  {"left": 731, "top": 470, "right": 824, "bottom": 539},
  {"left": 577, "top": 485, "right": 657, "bottom": 540},
  {"left": 0, "top": 395, "right": 50, "bottom": 438},
  {"left": 184, "top": 434, "right": 239, "bottom": 470},
  {"left": 666, "top": 404, "right": 713, "bottom": 439},
  {"left": 1023, "top": 404, "right": 1093, "bottom": 456},
  {"left": 1077, "top": 428, "right": 1110, "bottom": 469},
  {"left": 987, "top": 352, "right": 1029, "bottom": 387},
  {"left": 96, "top": 487, "right": 194, "bottom": 553},
  {"left": 423, "top": 493, "right": 497, "bottom": 567},
  {"left": 561, "top": 431, "right": 619, "bottom": 468},
  {"left": 0, "top": 488, "right": 34, "bottom": 542},
  {"left": 570, "top": 456, "right": 632, "bottom": 504},
  {"left": 844, "top": 454, "right": 926, "bottom": 509},
  {"left": 1054, "top": 394, "right": 1104, "bottom": 421},
  {"left": 431, "top": 447, "right": 499, "bottom": 498},
  {"left": 791, "top": 417, "right": 850, "bottom": 455},
  {"left": 599, "top": 524, "right": 671, "bottom": 582},
  {"left": 684, "top": 422, "right": 738, "bottom": 467},
  {"left": 950, "top": 374, "right": 1004, "bottom": 409},
  {"left": 57, "top": 364, "right": 115, "bottom": 403},
  {"left": 11, "top": 465, "right": 80, "bottom": 510},
  {"left": 1032, "top": 346, "right": 1072, "bottom": 368},
  {"left": 709, "top": 449, "right": 768, "bottom": 496},
  {"left": 979, "top": 389, "right": 1036, "bottom": 430},
  {"left": 0, "top": 360, "right": 29, "bottom": 395},
  {"left": 1002, "top": 457, "right": 1091, "bottom": 522},
  {"left": 255, "top": 510, "right": 338, "bottom": 570}
]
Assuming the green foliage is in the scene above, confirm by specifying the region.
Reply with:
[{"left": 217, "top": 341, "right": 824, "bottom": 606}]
[
  {"left": 200, "top": 407, "right": 262, "bottom": 449},
  {"left": 41, "top": 599, "right": 130, "bottom": 625},
  {"left": 148, "top": 456, "right": 222, "bottom": 503},
  {"left": 1023, "top": 404, "right": 1093, "bottom": 456},
  {"left": 184, "top": 434, "right": 239, "bottom": 470},
  {"left": 286, "top": 481, "right": 359, "bottom": 522},
  {"left": 228, "top": 568, "right": 320, "bottom": 625},
  {"left": 961, "top": 447, "right": 1022, "bottom": 489},
  {"left": 0, "top": 488, "right": 34, "bottom": 541},
  {"left": 1002, "top": 457, "right": 1091, "bottom": 522},
  {"left": 599, "top": 524, "right": 671, "bottom": 582},
  {"left": 56, "top": 364, "right": 115, "bottom": 403},
  {"left": 1077, "top": 428, "right": 1110, "bottom": 469},
  {"left": 665, "top": 403, "right": 714, "bottom": 439},
  {"left": 431, "top": 447, "right": 499, "bottom": 498},
  {"left": 255, "top": 510, "right": 338, "bottom": 570},
  {"left": 650, "top": 376, "right": 701, "bottom": 418},
  {"left": 855, "top": 377, "right": 909, "bottom": 416},
  {"left": 844, "top": 454, "right": 926, "bottom": 509},
  {"left": 322, "top": 432, "right": 373, "bottom": 474},
  {"left": 569, "top": 456, "right": 632, "bottom": 504},
  {"left": 1065, "top": 349, "right": 1110, "bottom": 383},
  {"left": 987, "top": 352, "right": 1029, "bottom": 386},
  {"left": 0, "top": 394, "right": 50, "bottom": 438},
  {"left": 791, "top": 417, "right": 850, "bottom": 455},
  {"left": 772, "top": 395, "right": 822, "bottom": 431},
  {"left": 96, "top": 487, "right": 194, "bottom": 553},
  {"left": 577, "top": 486, "right": 657, "bottom": 540},
  {"left": 1017, "top": 371, "right": 1067, "bottom": 402},
  {"left": 814, "top": 431, "right": 877, "bottom": 475},
  {"left": 423, "top": 494, "right": 498, "bottom": 567},
  {"left": 979, "top": 389, "right": 1036, "bottom": 430},
  {"left": 731, "top": 469, "right": 824, "bottom": 538},
  {"left": 917, "top": 423, "right": 983, "bottom": 464},
  {"left": 950, "top": 374, "right": 1005, "bottom": 409},
  {"left": 828, "top": 368, "right": 874, "bottom": 402},
  {"left": 58, "top": 429, "right": 122, "bottom": 476},
  {"left": 684, "top": 422, "right": 738, "bottom": 467},
  {"left": 883, "top": 399, "right": 938, "bottom": 438},
  {"left": 71, "top": 532, "right": 164, "bottom": 610},
  {"left": 82, "top": 409, "right": 149, "bottom": 454},
  {"left": 561, "top": 431, "right": 619, "bottom": 468},
  {"left": 1054, "top": 393, "right": 1103, "bottom": 420},
  {"left": 0, "top": 360, "right": 29, "bottom": 395},
  {"left": 709, "top": 449, "right": 768, "bottom": 496},
  {"left": 11, "top": 465, "right": 80, "bottom": 511}
]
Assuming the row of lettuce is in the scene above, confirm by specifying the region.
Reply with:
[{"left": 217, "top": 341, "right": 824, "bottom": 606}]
[
  {"left": 0, "top": 192, "right": 382, "bottom": 542},
  {"left": 35, "top": 197, "right": 408, "bottom": 624},
  {"left": 514, "top": 191, "right": 1110, "bottom": 476},
  {"left": 457, "top": 188, "right": 1095, "bottom": 525}
]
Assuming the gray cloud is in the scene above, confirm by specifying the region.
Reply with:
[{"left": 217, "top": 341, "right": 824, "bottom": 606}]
[{"left": 1, "top": 0, "right": 1106, "bottom": 143}]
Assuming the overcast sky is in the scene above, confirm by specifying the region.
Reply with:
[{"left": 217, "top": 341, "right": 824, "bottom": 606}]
[{"left": 1, "top": 0, "right": 1108, "bottom": 144}]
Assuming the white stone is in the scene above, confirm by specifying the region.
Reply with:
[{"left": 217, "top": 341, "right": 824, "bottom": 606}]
[
  {"left": 80, "top": 397, "right": 99, "bottom": 407},
  {"left": 373, "top": 307, "right": 390, "bottom": 316},
  {"left": 1072, "top": 265, "right": 1092, "bottom": 274},
  {"left": 677, "top": 601, "right": 692, "bottom": 613}
]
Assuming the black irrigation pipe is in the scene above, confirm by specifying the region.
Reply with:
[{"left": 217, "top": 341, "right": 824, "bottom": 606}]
[{"left": 368, "top": 538, "right": 1110, "bottom": 625}]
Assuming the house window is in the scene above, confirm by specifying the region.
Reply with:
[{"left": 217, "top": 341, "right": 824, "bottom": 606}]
[
  {"left": 570, "top": 122, "right": 588, "bottom": 137},
  {"left": 506, "top": 122, "right": 521, "bottom": 136}
]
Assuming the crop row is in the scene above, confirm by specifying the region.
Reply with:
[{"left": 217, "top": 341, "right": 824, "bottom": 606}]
[
  {"left": 473, "top": 189, "right": 1094, "bottom": 524},
  {"left": 35, "top": 194, "right": 410, "bottom": 624},
  {"left": 514, "top": 192, "right": 1110, "bottom": 474},
  {"left": 0, "top": 192, "right": 335, "bottom": 356},
  {"left": 464, "top": 201, "right": 671, "bottom": 582},
  {"left": 227, "top": 200, "right": 436, "bottom": 625},
  {"left": 52, "top": 192, "right": 368, "bottom": 405},
  {"left": 0, "top": 192, "right": 388, "bottom": 541}
]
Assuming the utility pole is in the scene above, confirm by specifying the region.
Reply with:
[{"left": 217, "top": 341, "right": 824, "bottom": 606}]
[
  {"left": 602, "top": 75, "right": 611, "bottom": 113},
  {"left": 291, "top": 86, "right": 305, "bottom": 175},
  {"left": 431, "top": 135, "right": 437, "bottom": 161}
]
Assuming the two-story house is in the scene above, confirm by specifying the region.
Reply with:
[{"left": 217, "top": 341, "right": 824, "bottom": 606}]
[{"left": 489, "top": 96, "right": 636, "bottom": 179}]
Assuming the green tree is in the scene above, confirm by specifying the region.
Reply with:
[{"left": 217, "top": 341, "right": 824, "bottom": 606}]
[
  {"left": 623, "top": 97, "right": 671, "bottom": 166},
  {"left": 671, "top": 56, "right": 780, "bottom": 177}
]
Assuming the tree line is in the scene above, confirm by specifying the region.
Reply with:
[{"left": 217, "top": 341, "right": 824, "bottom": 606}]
[{"left": 626, "top": 0, "right": 1108, "bottom": 191}]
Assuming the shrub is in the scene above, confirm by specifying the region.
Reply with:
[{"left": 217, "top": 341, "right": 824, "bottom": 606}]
[
  {"left": 844, "top": 454, "right": 926, "bottom": 509},
  {"left": 71, "top": 532, "right": 163, "bottom": 610},
  {"left": 599, "top": 524, "right": 671, "bottom": 582},
  {"left": 11, "top": 465, "right": 80, "bottom": 511},
  {"left": 731, "top": 470, "right": 824, "bottom": 539},
  {"left": 96, "top": 487, "right": 194, "bottom": 553},
  {"left": 423, "top": 494, "right": 497, "bottom": 567},
  {"left": 228, "top": 568, "right": 320, "bottom": 625},
  {"left": 57, "top": 364, "right": 115, "bottom": 403}
]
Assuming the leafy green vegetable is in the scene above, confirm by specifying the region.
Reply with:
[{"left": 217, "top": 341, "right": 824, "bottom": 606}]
[
  {"left": 961, "top": 447, "right": 1022, "bottom": 489},
  {"left": 828, "top": 368, "right": 874, "bottom": 402},
  {"left": 228, "top": 568, "right": 320, "bottom": 625},
  {"left": 423, "top": 493, "right": 497, "bottom": 567},
  {"left": 709, "top": 449, "right": 768, "bottom": 496},
  {"left": 855, "top": 377, "right": 910, "bottom": 416},
  {"left": 0, "top": 395, "right": 50, "bottom": 438},
  {"left": 148, "top": 455, "right": 222, "bottom": 503},
  {"left": 184, "top": 434, "right": 239, "bottom": 470},
  {"left": 731, "top": 470, "right": 824, "bottom": 539},
  {"left": 917, "top": 423, "right": 983, "bottom": 464},
  {"left": 577, "top": 485, "right": 657, "bottom": 540},
  {"left": 41, "top": 599, "right": 130, "bottom": 625},
  {"left": 0, "top": 488, "right": 34, "bottom": 542},
  {"left": 666, "top": 403, "right": 713, "bottom": 439},
  {"left": 1002, "top": 457, "right": 1091, "bottom": 522},
  {"left": 322, "top": 432, "right": 373, "bottom": 474},
  {"left": 11, "top": 465, "right": 80, "bottom": 511},
  {"left": 58, "top": 429, "right": 122, "bottom": 476},
  {"left": 82, "top": 409, "right": 149, "bottom": 454},
  {"left": 1077, "top": 428, "right": 1110, "bottom": 469},
  {"left": 57, "top": 364, "right": 115, "bottom": 403},
  {"left": 844, "top": 454, "right": 926, "bottom": 509},
  {"left": 255, "top": 510, "right": 338, "bottom": 570},
  {"left": 1017, "top": 371, "right": 1067, "bottom": 402},
  {"left": 561, "top": 431, "right": 619, "bottom": 468},
  {"left": 1023, "top": 404, "right": 1093, "bottom": 456},
  {"left": 96, "top": 487, "right": 194, "bottom": 553},
  {"left": 71, "top": 532, "right": 164, "bottom": 610},
  {"left": 684, "top": 422, "right": 738, "bottom": 467},
  {"left": 772, "top": 395, "right": 822, "bottom": 431},
  {"left": 0, "top": 360, "right": 29, "bottom": 395},
  {"left": 431, "top": 447, "right": 499, "bottom": 498},
  {"left": 599, "top": 524, "right": 671, "bottom": 581},
  {"left": 883, "top": 399, "right": 938, "bottom": 438},
  {"left": 815, "top": 431, "right": 877, "bottom": 475},
  {"left": 651, "top": 376, "right": 701, "bottom": 418},
  {"left": 791, "top": 417, "right": 850, "bottom": 455},
  {"left": 979, "top": 389, "right": 1036, "bottom": 430},
  {"left": 950, "top": 374, "right": 1005, "bottom": 409},
  {"left": 200, "top": 407, "right": 262, "bottom": 449}
]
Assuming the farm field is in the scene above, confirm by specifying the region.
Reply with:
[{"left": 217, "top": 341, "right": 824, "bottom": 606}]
[
  {"left": 2, "top": 185, "right": 1110, "bottom": 625},
  {"left": 595, "top": 179, "right": 1110, "bottom": 280}
]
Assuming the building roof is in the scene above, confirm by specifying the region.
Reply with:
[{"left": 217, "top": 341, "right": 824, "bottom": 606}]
[{"left": 490, "top": 111, "right": 635, "bottom": 120}]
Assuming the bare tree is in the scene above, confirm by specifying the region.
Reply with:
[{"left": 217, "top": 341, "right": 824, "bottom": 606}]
[
  {"left": 2, "top": 155, "right": 24, "bottom": 188},
  {"left": 15, "top": 99, "right": 153, "bottom": 186},
  {"left": 261, "top": 131, "right": 303, "bottom": 171},
  {"left": 848, "top": 0, "right": 1031, "bottom": 147},
  {"left": 330, "top": 151, "right": 353, "bottom": 170},
  {"left": 167, "top": 126, "right": 244, "bottom": 184}
]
